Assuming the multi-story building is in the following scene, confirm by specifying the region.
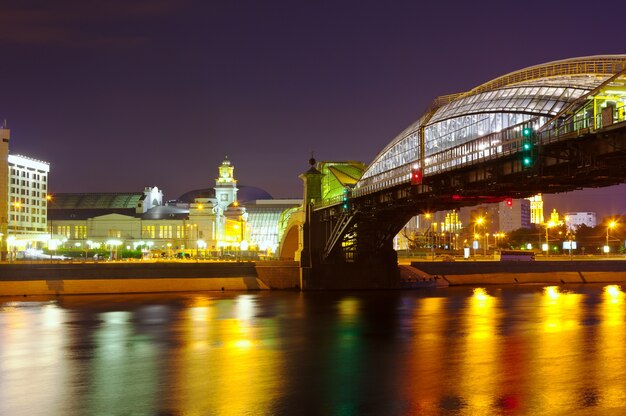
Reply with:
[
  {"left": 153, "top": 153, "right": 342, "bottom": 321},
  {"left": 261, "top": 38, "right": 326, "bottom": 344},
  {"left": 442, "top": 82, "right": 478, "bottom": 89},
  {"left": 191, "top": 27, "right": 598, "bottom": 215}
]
[
  {"left": 498, "top": 199, "right": 531, "bottom": 232},
  {"left": 527, "top": 194, "right": 545, "bottom": 224},
  {"left": 564, "top": 212, "right": 597, "bottom": 229},
  {"left": 8, "top": 154, "right": 50, "bottom": 235},
  {"left": 1, "top": 125, "right": 51, "bottom": 260},
  {"left": 0, "top": 125, "right": 9, "bottom": 260}
]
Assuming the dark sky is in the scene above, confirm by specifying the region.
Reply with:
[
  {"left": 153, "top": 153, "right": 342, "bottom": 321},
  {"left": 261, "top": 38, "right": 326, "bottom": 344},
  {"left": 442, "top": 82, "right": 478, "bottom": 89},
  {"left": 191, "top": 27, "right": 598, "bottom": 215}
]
[{"left": 2, "top": 0, "right": 625, "bottom": 219}]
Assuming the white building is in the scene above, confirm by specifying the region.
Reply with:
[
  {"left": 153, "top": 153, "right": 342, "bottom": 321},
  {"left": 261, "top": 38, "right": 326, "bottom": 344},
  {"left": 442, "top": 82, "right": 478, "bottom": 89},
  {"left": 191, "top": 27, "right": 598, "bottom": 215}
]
[
  {"left": 6, "top": 154, "right": 51, "bottom": 258},
  {"left": 498, "top": 199, "right": 531, "bottom": 232},
  {"left": 564, "top": 212, "right": 597, "bottom": 229},
  {"left": 48, "top": 157, "right": 301, "bottom": 259}
]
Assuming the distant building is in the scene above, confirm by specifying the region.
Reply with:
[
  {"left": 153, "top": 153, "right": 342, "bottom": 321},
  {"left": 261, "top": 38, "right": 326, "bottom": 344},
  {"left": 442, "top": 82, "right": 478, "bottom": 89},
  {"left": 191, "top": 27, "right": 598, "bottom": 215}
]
[
  {"left": 527, "top": 194, "right": 544, "bottom": 224},
  {"left": 462, "top": 198, "right": 530, "bottom": 234},
  {"left": 1, "top": 125, "right": 51, "bottom": 260},
  {"left": 48, "top": 157, "right": 300, "bottom": 258},
  {"left": 0, "top": 125, "right": 8, "bottom": 260},
  {"left": 498, "top": 199, "right": 531, "bottom": 232},
  {"left": 8, "top": 155, "right": 50, "bottom": 235},
  {"left": 564, "top": 212, "right": 597, "bottom": 229}
]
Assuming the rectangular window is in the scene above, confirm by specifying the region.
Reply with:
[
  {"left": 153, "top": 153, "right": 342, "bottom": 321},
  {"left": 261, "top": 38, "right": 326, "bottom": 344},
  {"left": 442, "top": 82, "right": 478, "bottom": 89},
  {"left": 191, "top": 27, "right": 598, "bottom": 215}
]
[
  {"left": 74, "top": 226, "right": 87, "bottom": 239},
  {"left": 142, "top": 225, "right": 155, "bottom": 239}
]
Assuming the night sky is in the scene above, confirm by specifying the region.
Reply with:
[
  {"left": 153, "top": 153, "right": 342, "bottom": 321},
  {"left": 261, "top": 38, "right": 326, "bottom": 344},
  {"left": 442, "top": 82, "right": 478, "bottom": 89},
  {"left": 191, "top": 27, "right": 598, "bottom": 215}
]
[{"left": 2, "top": 0, "right": 625, "bottom": 219}]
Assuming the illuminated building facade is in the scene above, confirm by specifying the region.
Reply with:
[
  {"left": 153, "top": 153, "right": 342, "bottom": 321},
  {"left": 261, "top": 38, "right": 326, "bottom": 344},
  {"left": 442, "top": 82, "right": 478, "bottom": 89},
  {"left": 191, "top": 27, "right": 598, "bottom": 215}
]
[
  {"left": 564, "top": 212, "right": 597, "bottom": 229},
  {"left": 47, "top": 157, "right": 300, "bottom": 258},
  {"left": 527, "top": 194, "right": 545, "bottom": 224},
  {"left": 1, "top": 125, "right": 51, "bottom": 259},
  {"left": 8, "top": 154, "right": 50, "bottom": 235}
]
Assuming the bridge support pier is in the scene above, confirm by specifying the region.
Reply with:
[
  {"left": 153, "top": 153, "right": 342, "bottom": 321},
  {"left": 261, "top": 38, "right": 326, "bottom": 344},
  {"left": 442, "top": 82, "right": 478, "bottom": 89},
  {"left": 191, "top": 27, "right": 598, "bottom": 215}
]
[{"left": 299, "top": 201, "right": 401, "bottom": 290}]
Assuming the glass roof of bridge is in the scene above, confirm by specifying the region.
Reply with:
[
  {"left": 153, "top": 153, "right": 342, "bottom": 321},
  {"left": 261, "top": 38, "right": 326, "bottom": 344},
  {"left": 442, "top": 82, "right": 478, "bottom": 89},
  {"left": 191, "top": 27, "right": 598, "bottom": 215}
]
[{"left": 359, "top": 55, "right": 626, "bottom": 184}]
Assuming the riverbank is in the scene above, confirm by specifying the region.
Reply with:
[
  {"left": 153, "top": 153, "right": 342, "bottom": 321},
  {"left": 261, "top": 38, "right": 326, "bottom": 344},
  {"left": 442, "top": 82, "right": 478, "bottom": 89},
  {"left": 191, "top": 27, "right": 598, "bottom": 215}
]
[
  {"left": 0, "top": 261, "right": 301, "bottom": 296},
  {"left": 4, "top": 260, "right": 626, "bottom": 296},
  {"left": 410, "top": 260, "right": 626, "bottom": 285}
]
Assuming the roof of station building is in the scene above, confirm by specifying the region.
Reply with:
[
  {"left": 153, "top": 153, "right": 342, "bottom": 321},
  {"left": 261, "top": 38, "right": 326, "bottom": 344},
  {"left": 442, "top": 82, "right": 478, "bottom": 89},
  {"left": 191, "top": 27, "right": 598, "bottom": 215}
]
[
  {"left": 177, "top": 185, "right": 273, "bottom": 203},
  {"left": 49, "top": 192, "right": 143, "bottom": 209}
]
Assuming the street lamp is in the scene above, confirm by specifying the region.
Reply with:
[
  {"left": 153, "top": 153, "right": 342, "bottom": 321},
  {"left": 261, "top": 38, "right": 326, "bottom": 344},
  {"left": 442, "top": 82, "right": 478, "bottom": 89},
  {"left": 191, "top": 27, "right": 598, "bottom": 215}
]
[
  {"left": 46, "top": 194, "right": 53, "bottom": 261},
  {"left": 606, "top": 220, "right": 617, "bottom": 256},
  {"left": 424, "top": 213, "right": 434, "bottom": 260},
  {"left": 544, "top": 220, "right": 555, "bottom": 256},
  {"left": 473, "top": 216, "right": 484, "bottom": 258},
  {"left": 484, "top": 233, "right": 489, "bottom": 256},
  {"left": 11, "top": 201, "right": 22, "bottom": 261}
]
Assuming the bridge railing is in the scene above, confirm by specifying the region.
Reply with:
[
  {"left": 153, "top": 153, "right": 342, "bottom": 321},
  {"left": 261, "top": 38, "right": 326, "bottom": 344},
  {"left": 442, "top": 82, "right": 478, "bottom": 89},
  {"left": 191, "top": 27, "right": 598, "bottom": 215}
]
[
  {"left": 337, "top": 102, "right": 626, "bottom": 205},
  {"left": 538, "top": 101, "right": 626, "bottom": 144}
]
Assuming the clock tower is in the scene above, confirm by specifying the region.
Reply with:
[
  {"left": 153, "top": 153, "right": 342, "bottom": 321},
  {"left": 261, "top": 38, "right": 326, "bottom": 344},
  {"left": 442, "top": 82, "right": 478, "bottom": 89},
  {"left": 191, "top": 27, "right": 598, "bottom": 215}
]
[{"left": 214, "top": 156, "right": 238, "bottom": 211}]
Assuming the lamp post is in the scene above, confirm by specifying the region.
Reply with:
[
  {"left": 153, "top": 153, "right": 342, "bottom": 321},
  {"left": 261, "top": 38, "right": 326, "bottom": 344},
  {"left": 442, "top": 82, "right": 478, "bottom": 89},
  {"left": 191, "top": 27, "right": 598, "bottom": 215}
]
[
  {"left": 484, "top": 233, "right": 489, "bottom": 256},
  {"left": 46, "top": 195, "right": 53, "bottom": 261},
  {"left": 424, "top": 213, "right": 434, "bottom": 260},
  {"left": 11, "top": 201, "right": 21, "bottom": 261},
  {"left": 606, "top": 220, "right": 617, "bottom": 256},
  {"left": 544, "top": 220, "right": 555, "bottom": 256},
  {"left": 473, "top": 216, "right": 484, "bottom": 258}
]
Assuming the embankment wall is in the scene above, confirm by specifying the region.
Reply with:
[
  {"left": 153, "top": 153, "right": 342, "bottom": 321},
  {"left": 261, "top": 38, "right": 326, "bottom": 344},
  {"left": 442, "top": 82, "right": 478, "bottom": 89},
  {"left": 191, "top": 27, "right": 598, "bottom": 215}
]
[
  {"left": 411, "top": 260, "right": 626, "bottom": 285},
  {"left": 0, "top": 262, "right": 301, "bottom": 296}
]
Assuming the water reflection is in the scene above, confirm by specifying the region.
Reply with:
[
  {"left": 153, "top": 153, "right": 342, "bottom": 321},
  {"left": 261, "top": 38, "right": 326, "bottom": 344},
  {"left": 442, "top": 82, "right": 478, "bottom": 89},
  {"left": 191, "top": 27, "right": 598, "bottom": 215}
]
[
  {"left": 3, "top": 286, "right": 626, "bottom": 415},
  {"left": 598, "top": 285, "right": 626, "bottom": 408},
  {"left": 458, "top": 288, "right": 501, "bottom": 414},
  {"left": 528, "top": 286, "right": 584, "bottom": 414},
  {"left": 403, "top": 296, "right": 446, "bottom": 414},
  {"left": 172, "top": 294, "right": 283, "bottom": 415}
]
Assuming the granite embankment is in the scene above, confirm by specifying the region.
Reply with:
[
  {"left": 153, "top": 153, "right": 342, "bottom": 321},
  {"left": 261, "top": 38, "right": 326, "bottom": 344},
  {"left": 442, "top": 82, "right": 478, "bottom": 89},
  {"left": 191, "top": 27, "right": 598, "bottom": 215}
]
[
  {"left": 411, "top": 260, "right": 626, "bottom": 285},
  {"left": 0, "top": 261, "right": 301, "bottom": 296}
]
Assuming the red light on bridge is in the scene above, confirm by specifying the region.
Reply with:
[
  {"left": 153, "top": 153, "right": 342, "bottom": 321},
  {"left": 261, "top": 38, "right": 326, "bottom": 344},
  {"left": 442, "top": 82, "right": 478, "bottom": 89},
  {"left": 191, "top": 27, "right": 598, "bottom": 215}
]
[
  {"left": 411, "top": 167, "right": 423, "bottom": 185},
  {"left": 505, "top": 198, "right": 513, "bottom": 207}
]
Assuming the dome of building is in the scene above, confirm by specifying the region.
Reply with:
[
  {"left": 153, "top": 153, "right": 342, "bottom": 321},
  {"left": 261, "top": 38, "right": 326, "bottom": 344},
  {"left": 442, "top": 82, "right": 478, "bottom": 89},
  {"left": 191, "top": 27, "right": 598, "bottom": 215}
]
[{"left": 177, "top": 185, "right": 273, "bottom": 204}]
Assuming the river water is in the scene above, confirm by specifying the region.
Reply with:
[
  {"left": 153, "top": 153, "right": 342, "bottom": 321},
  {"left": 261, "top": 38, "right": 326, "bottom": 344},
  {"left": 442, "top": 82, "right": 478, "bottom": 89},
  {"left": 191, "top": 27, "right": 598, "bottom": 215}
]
[{"left": 1, "top": 284, "right": 626, "bottom": 415}]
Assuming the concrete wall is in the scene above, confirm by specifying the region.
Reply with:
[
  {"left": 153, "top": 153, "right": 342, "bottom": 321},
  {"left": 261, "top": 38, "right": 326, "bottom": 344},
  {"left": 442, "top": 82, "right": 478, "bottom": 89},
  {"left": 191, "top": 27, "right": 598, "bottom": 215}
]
[
  {"left": 411, "top": 261, "right": 626, "bottom": 286},
  {"left": 0, "top": 261, "right": 304, "bottom": 296},
  {"left": 255, "top": 260, "right": 300, "bottom": 289}
]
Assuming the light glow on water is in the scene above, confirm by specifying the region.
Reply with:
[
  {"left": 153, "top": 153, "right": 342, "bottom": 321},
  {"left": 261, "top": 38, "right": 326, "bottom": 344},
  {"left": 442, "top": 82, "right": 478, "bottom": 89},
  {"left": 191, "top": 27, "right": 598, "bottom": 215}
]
[{"left": 3, "top": 287, "right": 626, "bottom": 415}]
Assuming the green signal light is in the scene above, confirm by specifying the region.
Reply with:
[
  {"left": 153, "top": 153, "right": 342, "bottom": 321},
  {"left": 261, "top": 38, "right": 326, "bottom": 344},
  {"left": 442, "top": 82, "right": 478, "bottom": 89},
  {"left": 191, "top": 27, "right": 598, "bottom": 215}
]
[
  {"left": 523, "top": 157, "right": 532, "bottom": 166},
  {"left": 523, "top": 142, "right": 532, "bottom": 151},
  {"left": 522, "top": 127, "right": 533, "bottom": 138}
]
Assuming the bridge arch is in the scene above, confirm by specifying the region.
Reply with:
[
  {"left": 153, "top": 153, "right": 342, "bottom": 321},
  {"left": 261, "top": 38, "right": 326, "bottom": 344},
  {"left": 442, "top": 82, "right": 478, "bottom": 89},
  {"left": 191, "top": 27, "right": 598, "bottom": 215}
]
[
  {"left": 357, "top": 55, "right": 626, "bottom": 194},
  {"left": 278, "top": 210, "right": 305, "bottom": 260}
]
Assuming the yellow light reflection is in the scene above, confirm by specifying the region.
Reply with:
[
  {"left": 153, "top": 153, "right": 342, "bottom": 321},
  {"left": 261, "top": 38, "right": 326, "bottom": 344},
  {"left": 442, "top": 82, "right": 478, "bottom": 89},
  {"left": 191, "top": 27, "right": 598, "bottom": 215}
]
[
  {"left": 598, "top": 285, "right": 625, "bottom": 405},
  {"left": 530, "top": 286, "right": 583, "bottom": 413},
  {"left": 402, "top": 297, "right": 446, "bottom": 414},
  {"left": 460, "top": 288, "right": 502, "bottom": 413},
  {"left": 0, "top": 303, "right": 69, "bottom": 415},
  {"left": 544, "top": 285, "right": 561, "bottom": 301},
  {"left": 172, "top": 294, "right": 283, "bottom": 415},
  {"left": 338, "top": 297, "right": 359, "bottom": 319},
  {"left": 604, "top": 284, "right": 623, "bottom": 302}
]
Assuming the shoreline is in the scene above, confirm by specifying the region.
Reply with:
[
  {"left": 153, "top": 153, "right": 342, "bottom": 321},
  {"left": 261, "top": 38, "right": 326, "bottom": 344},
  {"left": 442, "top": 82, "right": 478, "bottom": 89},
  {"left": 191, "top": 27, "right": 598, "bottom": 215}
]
[{"left": 3, "top": 260, "right": 626, "bottom": 296}]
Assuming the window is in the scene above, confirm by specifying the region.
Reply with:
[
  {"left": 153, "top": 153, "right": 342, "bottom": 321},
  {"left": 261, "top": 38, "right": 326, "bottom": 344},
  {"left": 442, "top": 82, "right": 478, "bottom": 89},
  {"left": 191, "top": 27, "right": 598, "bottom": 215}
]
[
  {"left": 159, "top": 225, "right": 172, "bottom": 239},
  {"left": 142, "top": 225, "right": 155, "bottom": 238}
]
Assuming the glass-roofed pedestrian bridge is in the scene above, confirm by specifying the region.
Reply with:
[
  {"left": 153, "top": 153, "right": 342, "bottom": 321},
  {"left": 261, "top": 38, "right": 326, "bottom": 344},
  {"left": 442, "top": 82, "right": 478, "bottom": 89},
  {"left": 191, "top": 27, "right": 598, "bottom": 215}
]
[{"left": 350, "top": 55, "right": 626, "bottom": 198}]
